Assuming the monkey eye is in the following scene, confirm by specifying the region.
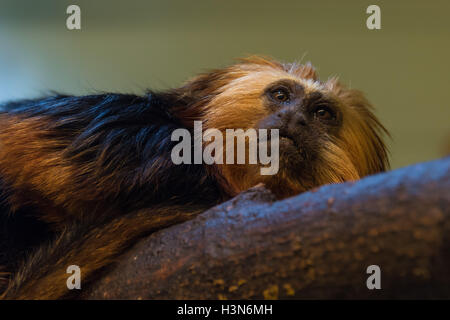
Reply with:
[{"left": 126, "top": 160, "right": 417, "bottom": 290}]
[
  {"left": 270, "top": 88, "right": 290, "bottom": 103},
  {"left": 313, "top": 105, "right": 335, "bottom": 121}
]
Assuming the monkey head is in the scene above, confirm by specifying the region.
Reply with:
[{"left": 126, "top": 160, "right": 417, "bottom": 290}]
[{"left": 178, "top": 56, "right": 389, "bottom": 198}]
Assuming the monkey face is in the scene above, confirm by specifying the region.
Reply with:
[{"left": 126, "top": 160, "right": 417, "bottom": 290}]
[
  {"left": 257, "top": 79, "right": 342, "bottom": 171},
  {"left": 182, "top": 57, "right": 389, "bottom": 198}
]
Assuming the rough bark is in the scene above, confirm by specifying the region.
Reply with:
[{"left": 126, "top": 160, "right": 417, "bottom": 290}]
[{"left": 84, "top": 157, "right": 450, "bottom": 299}]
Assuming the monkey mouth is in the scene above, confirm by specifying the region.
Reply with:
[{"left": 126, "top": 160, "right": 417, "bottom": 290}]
[
  {"left": 257, "top": 130, "right": 306, "bottom": 160},
  {"left": 279, "top": 134, "right": 307, "bottom": 159},
  {"left": 276, "top": 128, "right": 296, "bottom": 143},
  {"left": 279, "top": 132, "right": 300, "bottom": 148},
  {"left": 279, "top": 136, "right": 295, "bottom": 146}
]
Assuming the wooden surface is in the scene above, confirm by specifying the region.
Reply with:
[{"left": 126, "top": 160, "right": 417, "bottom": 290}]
[{"left": 84, "top": 157, "right": 450, "bottom": 299}]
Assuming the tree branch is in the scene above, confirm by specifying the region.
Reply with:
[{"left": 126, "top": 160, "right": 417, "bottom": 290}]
[{"left": 84, "top": 157, "right": 450, "bottom": 299}]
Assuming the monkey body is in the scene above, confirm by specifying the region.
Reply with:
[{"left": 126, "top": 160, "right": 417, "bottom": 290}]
[
  {"left": 0, "top": 93, "right": 225, "bottom": 225},
  {"left": 0, "top": 93, "right": 226, "bottom": 298},
  {"left": 0, "top": 57, "right": 389, "bottom": 299}
]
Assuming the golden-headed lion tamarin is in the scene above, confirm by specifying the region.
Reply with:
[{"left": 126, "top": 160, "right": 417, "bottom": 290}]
[{"left": 0, "top": 56, "right": 389, "bottom": 299}]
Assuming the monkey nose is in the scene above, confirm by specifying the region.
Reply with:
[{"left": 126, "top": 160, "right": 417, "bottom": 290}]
[
  {"left": 275, "top": 108, "right": 307, "bottom": 128},
  {"left": 285, "top": 112, "right": 307, "bottom": 128},
  {"left": 293, "top": 113, "right": 307, "bottom": 126}
]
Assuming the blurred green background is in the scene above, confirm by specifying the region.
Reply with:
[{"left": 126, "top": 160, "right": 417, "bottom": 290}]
[{"left": 0, "top": 0, "right": 449, "bottom": 169}]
